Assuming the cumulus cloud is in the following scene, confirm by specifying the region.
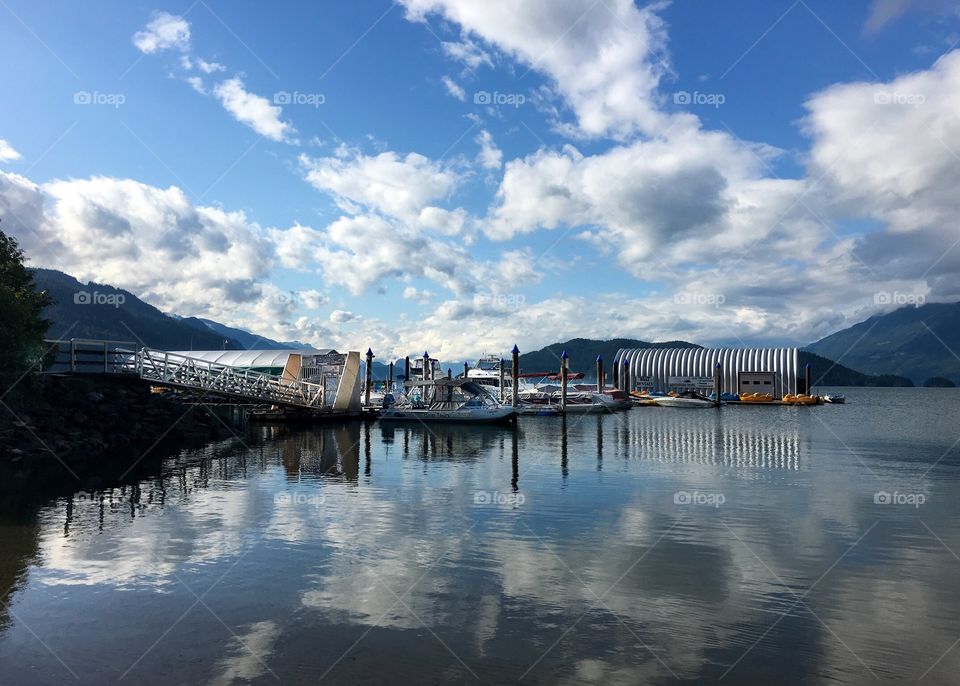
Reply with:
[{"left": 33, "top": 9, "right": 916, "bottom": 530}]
[
  {"left": 400, "top": 0, "right": 673, "bottom": 139},
  {"left": 133, "top": 11, "right": 191, "bottom": 54},
  {"left": 213, "top": 77, "right": 295, "bottom": 142},
  {"left": 300, "top": 148, "right": 461, "bottom": 226},
  {"left": 475, "top": 129, "right": 502, "bottom": 169},
  {"left": 441, "top": 36, "right": 493, "bottom": 70},
  {"left": 0, "top": 138, "right": 21, "bottom": 163}
]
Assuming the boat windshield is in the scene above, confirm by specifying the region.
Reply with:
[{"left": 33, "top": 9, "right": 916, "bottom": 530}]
[{"left": 476, "top": 359, "right": 499, "bottom": 371}]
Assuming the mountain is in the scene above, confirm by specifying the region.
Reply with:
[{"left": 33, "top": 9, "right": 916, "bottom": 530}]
[
  {"left": 806, "top": 303, "right": 960, "bottom": 384},
  {"left": 516, "top": 338, "right": 911, "bottom": 386},
  {"left": 186, "top": 317, "right": 311, "bottom": 350},
  {"left": 32, "top": 269, "right": 244, "bottom": 350}
]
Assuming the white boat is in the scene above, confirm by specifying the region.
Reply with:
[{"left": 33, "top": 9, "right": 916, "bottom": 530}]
[
  {"left": 822, "top": 393, "right": 846, "bottom": 404},
  {"left": 655, "top": 391, "right": 716, "bottom": 408},
  {"left": 380, "top": 378, "right": 517, "bottom": 424}
]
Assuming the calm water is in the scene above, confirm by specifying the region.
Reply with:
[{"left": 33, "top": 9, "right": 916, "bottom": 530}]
[{"left": 2, "top": 388, "right": 960, "bottom": 685}]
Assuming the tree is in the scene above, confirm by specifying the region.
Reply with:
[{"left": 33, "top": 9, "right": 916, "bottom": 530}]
[{"left": 0, "top": 227, "right": 53, "bottom": 375}]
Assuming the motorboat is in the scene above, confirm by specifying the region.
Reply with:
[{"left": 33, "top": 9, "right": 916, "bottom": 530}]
[
  {"left": 738, "top": 392, "right": 775, "bottom": 403},
  {"left": 573, "top": 384, "right": 633, "bottom": 410},
  {"left": 655, "top": 391, "right": 716, "bottom": 408},
  {"left": 822, "top": 393, "right": 846, "bottom": 404},
  {"left": 380, "top": 378, "right": 517, "bottom": 423}
]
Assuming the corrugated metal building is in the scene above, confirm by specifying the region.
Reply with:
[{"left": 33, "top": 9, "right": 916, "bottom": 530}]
[{"left": 613, "top": 347, "right": 800, "bottom": 398}]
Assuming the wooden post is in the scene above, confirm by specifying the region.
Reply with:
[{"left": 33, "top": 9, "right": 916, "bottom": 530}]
[
  {"left": 612, "top": 361, "right": 619, "bottom": 390},
  {"left": 387, "top": 361, "right": 394, "bottom": 390},
  {"left": 364, "top": 348, "right": 374, "bottom": 406},
  {"left": 805, "top": 363, "right": 812, "bottom": 395},
  {"left": 714, "top": 362, "right": 722, "bottom": 407},
  {"left": 596, "top": 355, "right": 603, "bottom": 393},
  {"left": 447, "top": 367, "right": 452, "bottom": 380},
  {"left": 404, "top": 356, "right": 410, "bottom": 383},
  {"left": 320, "top": 374, "right": 327, "bottom": 408},
  {"left": 560, "top": 350, "right": 569, "bottom": 412},
  {"left": 423, "top": 351, "right": 430, "bottom": 381},
  {"left": 463, "top": 361, "right": 469, "bottom": 378},
  {"left": 511, "top": 345, "right": 520, "bottom": 407},
  {"left": 499, "top": 358, "right": 506, "bottom": 403}
]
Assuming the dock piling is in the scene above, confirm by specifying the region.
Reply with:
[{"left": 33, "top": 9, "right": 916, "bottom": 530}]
[
  {"left": 388, "top": 361, "right": 394, "bottom": 390},
  {"left": 714, "top": 362, "right": 722, "bottom": 407},
  {"left": 404, "top": 356, "right": 410, "bottom": 383},
  {"left": 499, "top": 358, "right": 506, "bottom": 403},
  {"left": 423, "top": 351, "right": 430, "bottom": 381},
  {"left": 560, "top": 351, "right": 569, "bottom": 412},
  {"left": 511, "top": 345, "right": 520, "bottom": 407},
  {"left": 364, "top": 348, "right": 374, "bottom": 407},
  {"left": 596, "top": 355, "right": 603, "bottom": 393}
]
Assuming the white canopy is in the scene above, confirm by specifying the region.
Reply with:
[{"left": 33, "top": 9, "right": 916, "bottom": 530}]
[{"left": 164, "top": 349, "right": 335, "bottom": 368}]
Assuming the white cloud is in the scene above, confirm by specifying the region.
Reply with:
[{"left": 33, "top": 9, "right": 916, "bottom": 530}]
[
  {"left": 441, "top": 75, "right": 466, "bottom": 101},
  {"left": 185, "top": 76, "right": 206, "bottom": 94},
  {"left": 441, "top": 36, "right": 493, "bottom": 70},
  {"left": 299, "top": 289, "right": 329, "bottom": 310},
  {"left": 133, "top": 11, "right": 191, "bottom": 54},
  {"left": 400, "top": 0, "right": 673, "bottom": 139},
  {"left": 213, "top": 77, "right": 295, "bottom": 142},
  {"left": 300, "top": 148, "right": 461, "bottom": 226},
  {"left": 329, "top": 309, "right": 356, "bottom": 323},
  {"left": 196, "top": 58, "right": 226, "bottom": 74},
  {"left": 403, "top": 286, "right": 435, "bottom": 303},
  {"left": 475, "top": 129, "right": 502, "bottom": 169},
  {"left": 0, "top": 138, "right": 21, "bottom": 163}
]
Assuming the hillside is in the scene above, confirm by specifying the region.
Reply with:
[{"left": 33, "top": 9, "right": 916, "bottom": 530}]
[
  {"left": 806, "top": 303, "right": 960, "bottom": 384},
  {"left": 32, "top": 268, "right": 243, "bottom": 350}
]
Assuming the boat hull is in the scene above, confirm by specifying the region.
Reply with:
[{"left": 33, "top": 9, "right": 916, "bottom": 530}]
[
  {"left": 379, "top": 406, "right": 518, "bottom": 423},
  {"left": 655, "top": 398, "right": 716, "bottom": 408}
]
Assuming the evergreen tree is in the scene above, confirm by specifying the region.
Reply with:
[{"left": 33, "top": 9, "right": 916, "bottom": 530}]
[{"left": 0, "top": 227, "right": 53, "bottom": 375}]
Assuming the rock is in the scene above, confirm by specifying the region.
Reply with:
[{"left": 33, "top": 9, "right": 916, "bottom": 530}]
[{"left": 87, "top": 391, "right": 105, "bottom": 403}]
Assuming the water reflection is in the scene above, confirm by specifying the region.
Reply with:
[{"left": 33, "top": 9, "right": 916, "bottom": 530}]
[{"left": 0, "top": 392, "right": 959, "bottom": 685}]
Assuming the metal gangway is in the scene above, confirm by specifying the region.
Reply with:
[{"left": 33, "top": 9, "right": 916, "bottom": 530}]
[{"left": 43, "top": 339, "right": 357, "bottom": 411}]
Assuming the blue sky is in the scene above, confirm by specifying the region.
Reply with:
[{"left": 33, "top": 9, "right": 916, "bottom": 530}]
[{"left": 2, "top": 1, "right": 960, "bottom": 359}]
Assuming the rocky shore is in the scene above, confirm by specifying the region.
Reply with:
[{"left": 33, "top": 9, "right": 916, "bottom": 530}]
[{"left": 1, "top": 374, "right": 240, "bottom": 498}]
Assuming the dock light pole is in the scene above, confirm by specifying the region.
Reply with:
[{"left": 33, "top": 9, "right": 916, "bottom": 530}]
[
  {"left": 596, "top": 355, "right": 604, "bottom": 393},
  {"left": 714, "top": 362, "right": 722, "bottom": 408},
  {"left": 499, "top": 358, "right": 506, "bottom": 403},
  {"left": 423, "top": 351, "right": 430, "bottom": 381},
  {"left": 364, "top": 348, "right": 375, "bottom": 407},
  {"left": 560, "top": 351, "right": 569, "bottom": 412},
  {"left": 805, "top": 363, "right": 812, "bottom": 395},
  {"left": 511, "top": 345, "right": 520, "bottom": 407}
]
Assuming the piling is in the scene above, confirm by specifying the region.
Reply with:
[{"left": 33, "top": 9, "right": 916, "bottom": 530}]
[
  {"left": 404, "top": 356, "right": 410, "bottom": 383},
  {"left": 423, "top": 351, "right": 430, "bottom": 381},
  {"left": 714, "top": 362, "right": 722, "bottom": 408},
  {"left": 499, "top": 358, "right": 506, "bottom": 403},
  {"left": 364, "top": 348, "right": 374, "bottom": 407},
  {"left": 447, "top": 368, "right": 452, "bottom": 380},
  {"left": 511, "top": 345, "right": 520, "bottom": 407},
  {"left": 560, "top": 350, "right": 569, "bottom": 412},
  {"left": 388, "top": 361, "right": 394, "bottom": 389},
  {"left": 463, "top": 361, "right": 469, "bottom": 378},
  {"left": 612, "top": 361, "right": 619, "bottom": 390},
  {"left": 596, "top": 355, "right": 603, "bottom": 393}
]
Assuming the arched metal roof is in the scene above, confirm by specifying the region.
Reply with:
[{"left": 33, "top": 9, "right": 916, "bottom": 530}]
[{"left": 165, "top": 349, "right": 334, "bottom": 368}]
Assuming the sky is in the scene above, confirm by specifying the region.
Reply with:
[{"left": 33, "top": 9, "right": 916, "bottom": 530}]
[{"left": 1, "top": 0, "right": 960, "bottom": 361}]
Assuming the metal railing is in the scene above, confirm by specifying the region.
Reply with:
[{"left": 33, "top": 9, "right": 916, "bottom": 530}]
[{"left": 43, "top": 340, "right": 329, "bottom": 409}]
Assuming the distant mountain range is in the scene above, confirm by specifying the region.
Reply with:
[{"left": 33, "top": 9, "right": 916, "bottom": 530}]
[
  {"left": 806, "top": 302, "right": 960, "bottom": 385},
  {"left": 32, "top": 267, "right": 955, "bottom": 386},
  {"left": 518, "top": 338, "right": 912, "bottom": 386}
]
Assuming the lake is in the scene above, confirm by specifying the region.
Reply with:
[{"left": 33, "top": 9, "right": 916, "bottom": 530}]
[{"left": 1, "top": 387, "right": 959, "bottom": 684}]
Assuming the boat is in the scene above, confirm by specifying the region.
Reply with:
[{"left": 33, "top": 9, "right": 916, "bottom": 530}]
[
  {"left": 518, "top": 383, "right": 616, "bottom": 413},
  {"left": 822, "top": 393, "right": 846, "bottom": 404},
  {"left": 738, "top": 392, "right": 775, "bottom": 403},
  {"left": 782, "top": 393, "right": 821, "bottom": 406},
  {"left": 380, "top": 378, "right": 517, "bottom": 423},
  {"left": 655, "top": 391, "right": 716, "bottom": 408}
]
